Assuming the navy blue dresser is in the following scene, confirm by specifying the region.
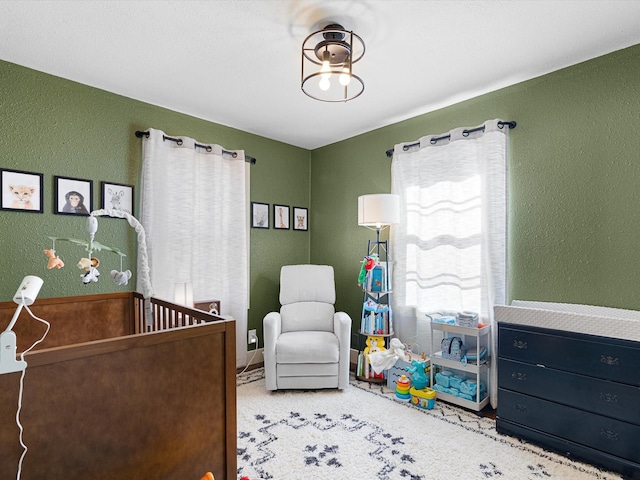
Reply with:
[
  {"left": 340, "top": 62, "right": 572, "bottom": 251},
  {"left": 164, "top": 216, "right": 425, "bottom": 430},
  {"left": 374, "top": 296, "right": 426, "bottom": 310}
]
[{"left": 497, "top": 322, "right": 640, "bottom": 479}]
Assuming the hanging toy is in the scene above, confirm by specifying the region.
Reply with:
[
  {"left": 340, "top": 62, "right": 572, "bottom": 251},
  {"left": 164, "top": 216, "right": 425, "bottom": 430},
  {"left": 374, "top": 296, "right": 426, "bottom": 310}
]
[
  {"left": 48, "top": 214, "right": 128, "bottom": 287},
  {"left": 77, "top": 257, "right": 100, "bottom": 271},
  {"left": 110, "top": 255, "right": 131, "bottom": 286},
  {"left": 82, "top": 266, "right": 100, "bottom": 284},
  {"left": 44, "top": 249, "right": 64, "bottom": 269},
  {"left": 111, "top": 269, "right": 132, "bottom": 285},
  {"left": 78, "top": 257, "right": 100, "bottom": 284}
]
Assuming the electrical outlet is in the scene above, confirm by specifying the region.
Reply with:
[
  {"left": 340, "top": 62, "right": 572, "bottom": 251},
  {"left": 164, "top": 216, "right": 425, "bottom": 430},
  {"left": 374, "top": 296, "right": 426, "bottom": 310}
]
[{"left": 248, "top": 329, "right": 258, "bottom": 345}]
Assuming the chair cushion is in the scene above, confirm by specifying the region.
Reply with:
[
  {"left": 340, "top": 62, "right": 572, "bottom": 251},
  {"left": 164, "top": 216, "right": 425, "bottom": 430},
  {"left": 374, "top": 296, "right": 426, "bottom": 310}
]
[
  {"left": 276, "top": 331, "right": 340, "bottom": 364},
  {"left": 280, "top": 265, "right": 336, "bottom": 305},
  {"left": 281, "top": 302, "right": 335, "bottom": 333}
]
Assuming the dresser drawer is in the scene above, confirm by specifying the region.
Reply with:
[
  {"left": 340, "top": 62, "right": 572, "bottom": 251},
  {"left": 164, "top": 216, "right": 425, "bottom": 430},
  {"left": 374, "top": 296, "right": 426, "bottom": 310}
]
[
  {"left": 498, "top": 358, "right": 640, "bottom": 424},
  {"left": 498, "top": 389, "right": 640, "bottom": 463},
  {"left": 498, "top": 324, "right": 640, "bottom": 385}
]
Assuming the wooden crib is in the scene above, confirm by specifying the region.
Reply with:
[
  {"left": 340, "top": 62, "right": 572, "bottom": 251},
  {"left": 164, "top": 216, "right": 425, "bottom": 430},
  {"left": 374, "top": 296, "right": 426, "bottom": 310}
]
[{"left": 0, "top": 292, "right": 236, "bottom": 480}]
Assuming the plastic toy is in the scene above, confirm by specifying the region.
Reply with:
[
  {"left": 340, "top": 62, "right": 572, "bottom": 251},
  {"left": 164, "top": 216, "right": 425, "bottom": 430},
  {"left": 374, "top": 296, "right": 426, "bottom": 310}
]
[
  {"left": 406, "top": 359, "right": 429, "bottom": 390},
  {"left": 395, "top": 374, "right": 411, "bottom": 401},
  {"left": 44, "top": 249, "right": 64, "bottom": 269},
  {"left": 409, "top": 386, "right": 436, "bottom": 409}
]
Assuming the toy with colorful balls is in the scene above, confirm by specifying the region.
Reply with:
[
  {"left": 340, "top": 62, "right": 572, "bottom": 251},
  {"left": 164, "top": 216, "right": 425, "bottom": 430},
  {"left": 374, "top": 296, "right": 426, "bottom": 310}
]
[{"left": 395, "top": 374, "right": 411, "bottom": 401}]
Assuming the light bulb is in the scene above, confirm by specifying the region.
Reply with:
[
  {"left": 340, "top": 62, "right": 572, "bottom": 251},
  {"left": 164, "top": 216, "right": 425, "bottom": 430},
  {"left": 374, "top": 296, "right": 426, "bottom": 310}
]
[
  {"left": 319, "top": 77, "right": 331, "bottom": 91},
  {"left": 339, "top": 67, "right": 351, "bottom": 86},
  {"left": 320, "top": 51, "right": 331, "bottom": 80},
  {"left": 320, "top": 63, "right": 331, "bottom": 80}
]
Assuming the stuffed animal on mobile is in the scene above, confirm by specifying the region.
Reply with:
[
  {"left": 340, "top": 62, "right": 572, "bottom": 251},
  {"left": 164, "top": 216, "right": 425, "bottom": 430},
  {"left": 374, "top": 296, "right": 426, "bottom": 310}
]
[
  {"left": 110, "top": 269, "right": 132, "bottom": 286},
  {"left": 43, "top": 249, "right": 64, "bottom": 269},
  {"left": 82, "top": 266, "right": 100, "bottom": 284}
]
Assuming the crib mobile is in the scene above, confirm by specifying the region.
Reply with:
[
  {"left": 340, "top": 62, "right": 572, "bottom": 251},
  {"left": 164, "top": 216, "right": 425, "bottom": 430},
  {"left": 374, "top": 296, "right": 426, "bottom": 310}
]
[{"left": 43, "top": 209, "right": 154, "bottom": 326}]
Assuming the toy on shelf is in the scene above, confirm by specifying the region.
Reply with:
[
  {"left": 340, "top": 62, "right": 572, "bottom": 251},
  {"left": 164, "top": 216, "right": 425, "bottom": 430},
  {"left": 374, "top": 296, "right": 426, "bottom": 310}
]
[
  {"left": 359, "top": 335, "right": 386, "bottom": 380},
  {"left": 357, "top": 254, "right": 378, "bottom": 287},
  {"left": 395, "top": 374, "right": 411, "bottom": 401}
]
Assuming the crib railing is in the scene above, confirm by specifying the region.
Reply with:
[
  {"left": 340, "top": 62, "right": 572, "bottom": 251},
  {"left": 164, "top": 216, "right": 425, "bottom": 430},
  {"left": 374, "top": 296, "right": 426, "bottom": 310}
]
[{"left": 132, "top": 293, "right": 224, "bottom": 334}]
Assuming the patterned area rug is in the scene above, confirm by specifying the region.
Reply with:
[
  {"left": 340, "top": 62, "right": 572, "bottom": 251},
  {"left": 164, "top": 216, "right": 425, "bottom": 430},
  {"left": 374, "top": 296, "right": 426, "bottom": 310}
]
[{"left": 237, "top": 369, "right": 621, "bottom": 480}]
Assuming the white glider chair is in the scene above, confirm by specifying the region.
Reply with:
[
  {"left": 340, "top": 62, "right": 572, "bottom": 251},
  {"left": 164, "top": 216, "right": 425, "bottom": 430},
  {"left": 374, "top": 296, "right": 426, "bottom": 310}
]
[{"left": 263, "top": 264, "right": 352, "bottom": 391}]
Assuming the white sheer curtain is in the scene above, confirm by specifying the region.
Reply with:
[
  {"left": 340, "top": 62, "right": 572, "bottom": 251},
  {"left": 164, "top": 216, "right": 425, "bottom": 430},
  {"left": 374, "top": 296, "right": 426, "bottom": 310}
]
[
  {"left": 139, "top": 128, "right": 249, "bottom": 367},
  {"left": 391, "top": 119, "right": 509, "bottom": 408}
]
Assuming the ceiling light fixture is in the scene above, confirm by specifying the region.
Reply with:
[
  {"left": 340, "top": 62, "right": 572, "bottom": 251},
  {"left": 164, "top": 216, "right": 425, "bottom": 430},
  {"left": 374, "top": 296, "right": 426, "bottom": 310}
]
[{"left": 301, "top": 23, "right": 365, "bottom": 102}]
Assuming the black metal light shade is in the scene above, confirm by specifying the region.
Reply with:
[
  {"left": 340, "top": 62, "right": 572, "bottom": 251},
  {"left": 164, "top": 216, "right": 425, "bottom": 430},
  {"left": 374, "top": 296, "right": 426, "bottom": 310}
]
[{"left": 301, "top": 23, "right": 365, "bottom": 103}]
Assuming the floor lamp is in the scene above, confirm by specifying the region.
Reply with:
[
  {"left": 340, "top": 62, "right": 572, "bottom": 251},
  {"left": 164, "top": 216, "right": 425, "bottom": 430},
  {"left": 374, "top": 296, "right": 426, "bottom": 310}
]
[
  {"left": 357, "top": 194, "right": 399, "bottom": 380},
  {"left": 358, "top": 193, "right": 400, "bottom": 249}
]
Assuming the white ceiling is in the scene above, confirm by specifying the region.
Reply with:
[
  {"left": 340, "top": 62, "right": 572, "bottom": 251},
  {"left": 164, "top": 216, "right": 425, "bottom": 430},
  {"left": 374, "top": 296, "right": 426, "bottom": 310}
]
[{"left": 3, "top": 1, "right": 640, "bottom": 150}]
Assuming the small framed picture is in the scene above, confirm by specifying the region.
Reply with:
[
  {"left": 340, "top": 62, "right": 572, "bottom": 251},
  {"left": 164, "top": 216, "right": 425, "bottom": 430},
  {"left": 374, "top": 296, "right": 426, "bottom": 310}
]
[
  {"left": 101, "top": 181, "right": 134, "bottom": 216},
  {"left": 251, "top": 202, "right": 269, "bottom": 229},
  {"left": 273, "top": 204, "right": 290, "bottom": 230},
  {"left": 54, "top": 176, "right": 92, "bottom": 216},
  {"left": 293, "top": 207, "right": 308, "bottom": 231},
  {"left": 1, "top": 168, "right": 44, "bottom": 213}
]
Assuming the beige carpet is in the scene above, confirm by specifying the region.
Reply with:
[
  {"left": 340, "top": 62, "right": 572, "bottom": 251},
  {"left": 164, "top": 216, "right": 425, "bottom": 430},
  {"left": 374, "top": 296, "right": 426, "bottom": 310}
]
[{"left": 236, "top": 369, "right": 621, "bottom": 480}]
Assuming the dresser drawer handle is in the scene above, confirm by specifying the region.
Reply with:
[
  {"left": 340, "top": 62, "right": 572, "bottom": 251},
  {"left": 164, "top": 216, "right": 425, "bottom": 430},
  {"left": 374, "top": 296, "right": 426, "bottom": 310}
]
[
  {"left": 599, "top": 393, "right": 618, "bottom": 403},
  {"left": 513, "top": 340, "right": 528, "bottom": 349},
  {"left": 511, "top": 372, "right": 527, "bottom": 381},
  {"left": 600, "top": 429, "right": 619, "bottom": 441},
  {"left": 600, "top": 355, "right": 620, "bottom": 366},
  {"left": 514, "top": 403, "right": 527, "bottom": 412}
]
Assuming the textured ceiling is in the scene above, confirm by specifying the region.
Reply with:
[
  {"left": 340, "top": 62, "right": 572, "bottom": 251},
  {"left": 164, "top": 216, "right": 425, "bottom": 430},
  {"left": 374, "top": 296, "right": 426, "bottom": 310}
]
[{"left": 2, "top": 1, "right": 640, "bottom": 149}]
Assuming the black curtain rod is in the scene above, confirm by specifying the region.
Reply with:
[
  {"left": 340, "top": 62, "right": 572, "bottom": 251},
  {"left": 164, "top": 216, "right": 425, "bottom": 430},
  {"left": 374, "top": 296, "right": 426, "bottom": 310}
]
[
  {"left": 135, "top": 130, "right": 256, "bottom": 164},
  {"left": 385, "top": 120, "right": 517, "bottom": 158}
]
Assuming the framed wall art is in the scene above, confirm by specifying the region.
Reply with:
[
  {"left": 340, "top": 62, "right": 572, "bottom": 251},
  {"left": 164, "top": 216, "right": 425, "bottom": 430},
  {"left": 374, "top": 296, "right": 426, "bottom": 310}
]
[
  {"left": 251, "top": 202, "right": 269, "bottom": 229},
  {"left": 273, "top": 204, "right": 290, "bottom": 229},
  {"left": 0, "top": 168, "right": 44, "bottom": 213},
  {"left": 101, "top": 181, "right": 134, "bottom": 215},
  {"left": 293, "top": 207, "right": 308, "bottom": 231},
  {"left": 54, "top": 176, "right": 93, "bottom": 216}
]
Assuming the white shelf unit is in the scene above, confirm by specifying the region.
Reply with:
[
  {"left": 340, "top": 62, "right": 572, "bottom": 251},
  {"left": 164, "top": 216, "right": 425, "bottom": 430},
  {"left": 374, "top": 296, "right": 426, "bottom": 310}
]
[{"left": 429, "top": 322, "right": 491, "bottom": 411}]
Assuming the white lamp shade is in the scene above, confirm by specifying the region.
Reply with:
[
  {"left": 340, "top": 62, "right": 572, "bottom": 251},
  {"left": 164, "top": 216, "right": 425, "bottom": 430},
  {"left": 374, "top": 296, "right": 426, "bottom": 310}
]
[{"left": 358, "top": 194, "right": 400, "bottom": 227}]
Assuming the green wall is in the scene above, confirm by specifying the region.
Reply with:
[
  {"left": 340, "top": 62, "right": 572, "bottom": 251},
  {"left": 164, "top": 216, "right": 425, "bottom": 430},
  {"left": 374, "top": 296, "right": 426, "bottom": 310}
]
[
  {"left": 0, "top": 60, "right": 310, "bottom": 337},
  {"left": 3, "top": 42, "right": 640, "bottom": 347},
  {"left": 312, "top": 42, "right": 640, "bottom": 337}
]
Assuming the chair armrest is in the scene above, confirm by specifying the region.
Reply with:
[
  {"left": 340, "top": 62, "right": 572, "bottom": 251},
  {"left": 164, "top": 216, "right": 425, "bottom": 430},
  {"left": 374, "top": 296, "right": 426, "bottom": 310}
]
[
  {"left": 263, "top": 311, "right": 282, "bottom": 390},
  {"left": 333, "top": 311, "right": 351, "bottom": 340},
  {"left": 334, "top": 311, "right": 352, "bottom": 389},
  {"left": 263, "top": 311, "right": 282, "bottom": 354}
]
